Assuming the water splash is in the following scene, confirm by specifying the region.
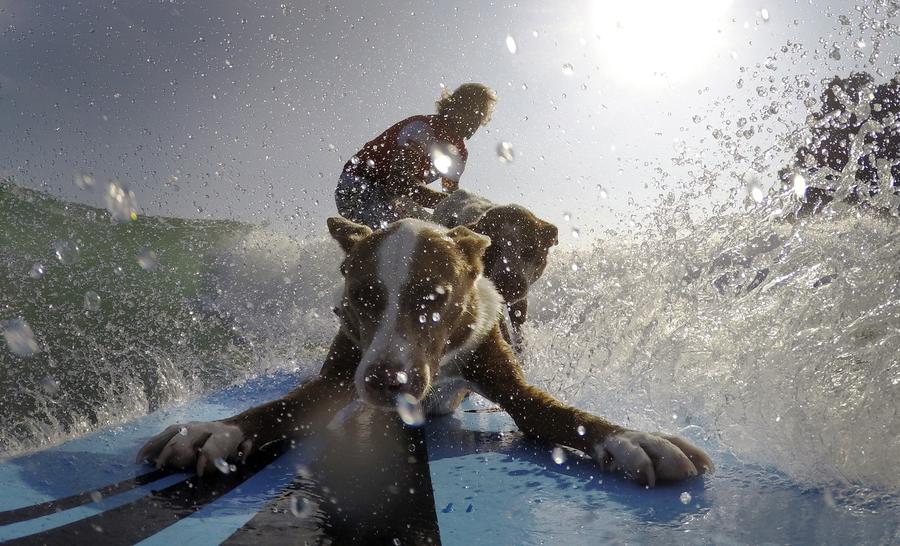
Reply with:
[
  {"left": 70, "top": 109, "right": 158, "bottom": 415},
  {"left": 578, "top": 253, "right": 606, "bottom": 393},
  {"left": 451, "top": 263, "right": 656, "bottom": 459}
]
[
  {"left": 83, "top": 291, "right": 101, "bottom": 312},
  {"left": 396, "top": 393, "right": 425, "bottom": 427},
  {"left": 53, "top": 240, "right": 81, "bottom": 265},
  {"left": 496, "top": 141, "right": 515, "bottom": 163},
  {"left": 551, "top": 446, "right": 567, "bottom": 464},
  {"left": 105, "top": 181, "right": 139, "bottom": 223},
  {"left": 289, "top": 494, "right": 314, "bottom": 518},
  {"left": 2, "top": 319, "right": 40, "bottom": 357},
  {"left": 136, "top": 247, "right": 159, "bottom": 271},
  {"left": 505, "top": 35, "right": 517, "bottom": 54},
  {"left": 526, "top": 210, "right": 900, "bottom": 496}
]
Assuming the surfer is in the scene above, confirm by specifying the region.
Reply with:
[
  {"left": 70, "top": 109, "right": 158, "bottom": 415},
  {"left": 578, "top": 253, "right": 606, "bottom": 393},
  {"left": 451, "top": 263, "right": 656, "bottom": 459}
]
[{"left": 334, "top": 83, "right": 497, "bottom": 229}]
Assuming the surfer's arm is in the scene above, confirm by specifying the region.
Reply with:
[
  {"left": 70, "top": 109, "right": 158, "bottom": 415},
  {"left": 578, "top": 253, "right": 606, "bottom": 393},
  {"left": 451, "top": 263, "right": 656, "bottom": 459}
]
[
  {"left": 409, "top": 184, "right": 448, "bottom": 208},
  {"left": 462, "top": 327, "right": 714, "bottom": 486}
]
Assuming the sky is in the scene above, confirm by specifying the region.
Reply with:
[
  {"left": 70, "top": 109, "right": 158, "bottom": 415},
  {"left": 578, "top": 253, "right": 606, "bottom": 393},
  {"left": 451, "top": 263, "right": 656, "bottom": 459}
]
[{"left": 1, "top": 0, "right": 898, "bottom": 240}]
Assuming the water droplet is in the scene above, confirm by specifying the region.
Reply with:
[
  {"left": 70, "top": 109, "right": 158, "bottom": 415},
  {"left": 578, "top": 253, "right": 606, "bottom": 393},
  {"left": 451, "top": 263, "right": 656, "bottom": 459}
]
[
  {"left": 419, "top": 314, "right": 427, "bottom": 324},
  {"left": 576, "top": 425, "right": 586, "bottom": 436},
  {"left": 760, "top": 8, "right": 769, "bottom": 21},
  {"left": 136, "top": 248, "right": 159, "bottom": 271},
  {"left": 563, "top": 213, "right": 571, "bottom": 222},
  {"left": 396, "top": 371, "right": 408, "bottom": 385},
  {"left": 1, "top": 318, "right": 40, "bottom": 357},
  {"left": 90, "top": 491, "right": 103, "bottom": 503},
  {"left": 561, "top": 63, "right": 574, "bottom": 76},
  {"left": 396, "top": 393, "right": 425, "bottom": 427},
  {"left": 521, "top": 83, "right": 528, "bottom": 91},
  {"left": 40, "top": 375, "right": 60, "bottom": 395},
  {"left": 53, "top": 240, "right": 81, "bottom": 265},
  {"left": 290, "top": 495, "right": 314, "bottom": 518},
  {"left": 496, "top": 142, "right": 515, "bottom": 163},
  {"left": 29, "top": 263, "right": 45, "bottom": 279},
  {"left": 746, "top": 176, "right": 765, "bottom": 203},
  {"left": 571, "top": 263, "right": 579, "bottom": 272},
  {"left": 571, "top": 229, "right": 580, "bottom": 239},
  {"left": 431, "top": 312, "right": 441, "bottom": 322},
  {"left": 692, "top": 115, "right": 702, "bottom": 123},
  {"left": 792, "top": 174, "right": 807, "bottom": 199},
  {"left": 350, "top": 155, "right": 360, "bottom": 165},
  {"left": 179, "top": 426, "right": 188, "bottom": 436},
  {"left": 213, "top": 457, "right": 231, "bottom": 474},
  {"left": 830, "top": 45, "right": 842, "bottom": 60},
  {"left": 105, "top": 181, "right": 139, "bottom": 223},
  {"left": 598, "top": 187, "right": 608, "bottom": 199},
  {"left": 505, "top": 34, "right": 517, "bottom": 54},
  {"left": 855, "top": 39, "right": 865, "bottom": 49},
  {"left": 551, "top": 447, "right": 566, "bottom": 464},
  {"left": 84, "top": 291, "right": 101, "bottom": 312},
  {"left": 680, "top": 491, "right": 692, "bottom": 504},
  {"left": 74, "top": 172, "right": 95, "bottom": 190}
]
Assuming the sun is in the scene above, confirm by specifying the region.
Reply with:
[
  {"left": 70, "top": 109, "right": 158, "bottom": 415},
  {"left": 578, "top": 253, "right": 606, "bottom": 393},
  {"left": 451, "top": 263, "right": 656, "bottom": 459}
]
[{"left": 591, "top": 0, "right": 734, "bottom": 86}]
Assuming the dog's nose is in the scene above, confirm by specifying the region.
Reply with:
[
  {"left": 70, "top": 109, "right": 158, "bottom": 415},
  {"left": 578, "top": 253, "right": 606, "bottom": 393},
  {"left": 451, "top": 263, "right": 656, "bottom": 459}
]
[
  {"left": 365, "top": 366, "right": 407, "bottom": 391},
  {"left": 363, "top": 363, "right": 424, "bottom": 405}
]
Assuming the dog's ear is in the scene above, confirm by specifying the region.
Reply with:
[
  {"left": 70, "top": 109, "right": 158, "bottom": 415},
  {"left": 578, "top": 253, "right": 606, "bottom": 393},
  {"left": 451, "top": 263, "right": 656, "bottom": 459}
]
[
  {"left": 327, "top": 217, "right": 373, "bottom": 254},
  {"left": 540, "top": 222, "right": 559, "bottom": 247},
  {"left": 447, "top": 225, "right": 491, "bottom": 267}
]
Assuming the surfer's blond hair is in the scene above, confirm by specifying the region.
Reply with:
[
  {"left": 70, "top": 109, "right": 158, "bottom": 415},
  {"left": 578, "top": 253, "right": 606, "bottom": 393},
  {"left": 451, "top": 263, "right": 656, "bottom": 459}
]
[{"left": 436, "top": 83, "right": 497, "bottom": 126}]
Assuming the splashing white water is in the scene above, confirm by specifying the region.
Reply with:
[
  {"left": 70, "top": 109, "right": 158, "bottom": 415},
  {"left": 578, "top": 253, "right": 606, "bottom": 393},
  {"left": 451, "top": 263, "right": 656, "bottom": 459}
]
[{"left": 524, "top": 210, "right": 899, "bottom": 494}]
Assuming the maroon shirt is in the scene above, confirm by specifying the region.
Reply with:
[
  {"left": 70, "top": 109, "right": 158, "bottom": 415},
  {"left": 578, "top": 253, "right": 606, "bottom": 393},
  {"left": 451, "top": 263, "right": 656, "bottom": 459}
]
[{"left": 343, "top": 115, "right": 468, "bottom": 198}]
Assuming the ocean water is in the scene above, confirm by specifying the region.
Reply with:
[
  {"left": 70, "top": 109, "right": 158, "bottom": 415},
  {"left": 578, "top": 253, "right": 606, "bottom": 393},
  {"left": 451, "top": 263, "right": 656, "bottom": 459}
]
[{"left": 1, "top": 177, "right": 899, "bottom": 514}]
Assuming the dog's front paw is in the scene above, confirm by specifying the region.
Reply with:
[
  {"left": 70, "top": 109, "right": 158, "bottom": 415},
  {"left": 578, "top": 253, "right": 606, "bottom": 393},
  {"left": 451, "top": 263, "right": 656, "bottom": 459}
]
[
  {"left": 135, "top": 421, "right": 252, "bottom": 476},
  {"left": 594, "top": 430, "right": 714, "bottom": 487}
]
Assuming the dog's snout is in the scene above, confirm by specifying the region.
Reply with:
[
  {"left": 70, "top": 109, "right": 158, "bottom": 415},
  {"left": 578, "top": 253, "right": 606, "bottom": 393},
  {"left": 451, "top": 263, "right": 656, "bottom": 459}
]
[
  {"left": 491, "top": 266, "right": 528, "bottom": 301},
  {"left": 362, "top": 363, "right": 426, "bottom": 406},
  {"left": 365, "top": 365, "right": 406, "bottom": 391}
]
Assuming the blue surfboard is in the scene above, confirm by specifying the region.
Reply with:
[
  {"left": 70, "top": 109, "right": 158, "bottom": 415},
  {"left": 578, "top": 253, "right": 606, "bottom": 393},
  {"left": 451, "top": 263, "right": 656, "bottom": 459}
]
[{"left": 2, "top": 370, "right": 898, "bottom": 545}]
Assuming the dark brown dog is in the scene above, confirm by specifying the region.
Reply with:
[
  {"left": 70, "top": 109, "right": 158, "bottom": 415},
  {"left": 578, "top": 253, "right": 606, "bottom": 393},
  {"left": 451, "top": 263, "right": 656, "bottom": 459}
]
[
  {"left": 433, "top": 189, "right": 558, "bottom": 343},
  {"left": 137, "top": 218, "right": 711, "bottom": 487}
]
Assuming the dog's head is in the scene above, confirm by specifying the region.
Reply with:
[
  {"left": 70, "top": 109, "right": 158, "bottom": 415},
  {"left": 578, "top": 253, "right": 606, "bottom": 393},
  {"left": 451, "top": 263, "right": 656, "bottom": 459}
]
[
  {"left": 470, "top": 205, "right": 558, "bottom": 303},
  {"left": 327, "top": 217, "right": 499, "bottom": 407}
]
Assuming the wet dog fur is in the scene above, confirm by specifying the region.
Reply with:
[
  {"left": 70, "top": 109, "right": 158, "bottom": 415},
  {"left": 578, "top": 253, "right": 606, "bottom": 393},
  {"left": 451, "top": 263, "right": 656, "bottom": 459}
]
[{"left": 433, "top": 189, "right": 558, "bottom": 342}]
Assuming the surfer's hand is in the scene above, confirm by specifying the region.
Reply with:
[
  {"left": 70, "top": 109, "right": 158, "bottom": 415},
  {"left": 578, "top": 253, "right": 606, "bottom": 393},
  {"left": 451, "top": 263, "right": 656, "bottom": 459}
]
[
  {"left": 594, "top": 430, "right": 713, "bottom": 487},
  {"left": 135, "top": 421, "right": 253, "bottom": 476}
]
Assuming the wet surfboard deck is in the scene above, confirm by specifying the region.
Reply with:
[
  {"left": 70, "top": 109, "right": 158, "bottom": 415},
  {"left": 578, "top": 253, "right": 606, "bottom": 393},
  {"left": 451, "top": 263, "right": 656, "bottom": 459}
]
[{"left": 1, "top": 370, "right": 897, "bottom": 545}]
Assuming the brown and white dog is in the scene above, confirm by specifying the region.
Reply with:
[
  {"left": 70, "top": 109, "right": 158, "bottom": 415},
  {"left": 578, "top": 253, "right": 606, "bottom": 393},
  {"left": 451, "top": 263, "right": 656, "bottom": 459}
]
[
  {"left": 137, "top": 217, "right": 712, "bottom": 487},
  {"left": 433, "top": 189, "right": 558, "bottom": 343}
]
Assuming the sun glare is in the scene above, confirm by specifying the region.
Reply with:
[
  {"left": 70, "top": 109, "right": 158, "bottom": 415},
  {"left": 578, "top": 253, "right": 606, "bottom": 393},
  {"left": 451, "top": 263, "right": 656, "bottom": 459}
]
[{"left": 592, "top": 0, "right": 733, "bottom": 86}]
